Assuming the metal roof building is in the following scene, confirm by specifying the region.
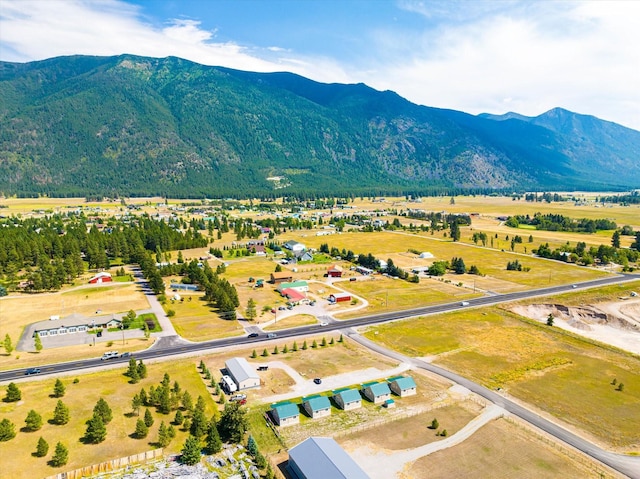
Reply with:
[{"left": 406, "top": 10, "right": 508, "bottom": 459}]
[
  {"left": 225, "top": 357, "right": 260, "bottom": 391},
  {"left": 333, "top": 388, "right": 362, "bottom": 411},
  {"left": 288, "top": 437, "right": 370, "bottom": 479},
  {"left": 271, "top": 402, "right": 300, "bottom": 427},
  {"left": 302, "top": 395, "right": 331, "bottom": 418},
  {"left": 388, "top": 376, "right": 418, "bottom": 397}
]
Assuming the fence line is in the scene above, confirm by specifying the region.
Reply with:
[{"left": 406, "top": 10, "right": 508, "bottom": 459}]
[{"left": 44, "top": 448, "right": 163, "bottom": 479}]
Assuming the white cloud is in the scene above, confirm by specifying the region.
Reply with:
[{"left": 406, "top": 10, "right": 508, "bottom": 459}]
[{"left": 366, "top": 1, "right": 640, "bottom": 129}]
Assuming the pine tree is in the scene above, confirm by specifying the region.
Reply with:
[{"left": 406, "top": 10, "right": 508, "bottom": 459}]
[
  {"left": 34, "top": 333, "right": 43, "bottom": 352},
  {"left": 53, "top": 379, "right": 66, "bottom": 398},
  {"left": 35, "top": 436, "right": 49, "bottom": 457},
  {"left": 52, "top": 400, "right": 70, "bottom": 425},
  {"left": 51, "top": 442, "right": 68, "bottom": 467},
  {"left": 4, "top": 382, "right": 21, "bottom": 402},
  {"left": 84, "top": 413, "right": 107, "bottom": 443},
  {"left": 127, "top": 358, "right": 140, "bottom": 383},
  {"left": 93, "top": 398, "right": 112, "bottom": 424},
  {"left": 139, "top": 388, "right": 148, "bottom": 406},
  {"left": 25, "top": 409, "right": 43, "bottom": 431},
  {"left": 180, "top": 436, "right": 202, "bottom": 465},
  {"left": 137, "top": 360, "right": 147, "bottom": 379},
  {"left": 311, "top": 340, "right": 318, "bottom": 348},
  {"left": 181, "top": 391, "right": 193, "bottom": 412},
  {"left": 195, "top": 395, "right": 206, "bottom": 413},
  {"left": 329, "top": 337, "right": 335, "bottom": 345},
  {"left": 132, "top": 393, "right": 142, "bottom": 416},
  {"left": 338, "top": 334, "right": 343, "bottom": 343},
  {"left": 3, "top": 334, "right": 13, "bottom": 355},
  {"left": 135, "top": 419, "right": 149, "bottom": 439},
  {"left": 246, "top": 435, "right": 258, "bottom": 456},
  {"left": 261, "top": 348, "right": 269, "bottom": 357},
  {"left": 283, "top": 344, "right": 289, "bottom": 353},
  {"left": 245, "top": 298, "right": 257, "bottom": 320},
  {"left": 251, "top": 349, "right": 257, "bottom": 358},
  {"left": 0, "top": 418, "right": 16, "bottom": 441},
  {"left": 292, "top": 341, "right": 298, "bottom": 351},
  {"left": 204, "top": 419, "right": 222, "bottom": 454},
  {"left": 320, "top": 337, "right": 327, "bottom": 347},
  {"left": 173, "top": 410, "right": 184, "bottom": 425},
  {"left": 190, "top": 408, "right": 208, "bottom": 438},
  {"left": 302, "top": 340, "right": 308, "bottom": 350},
  {"left": 144, "top": 408, "right": 154, "bottom": 427},
  {"left": 158, "top": 420, "right": 171, "bottom": 447},
  {"left": 218, "top": 402, "right": 248, "bottom": 443}
]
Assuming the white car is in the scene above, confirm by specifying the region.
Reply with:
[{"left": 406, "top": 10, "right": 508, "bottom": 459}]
[
  {"left": 320, "top": 321, "right": 329, "bottom": 326},
  {"left": 460, "top": 301, "right": 470, "bottom": 306}
]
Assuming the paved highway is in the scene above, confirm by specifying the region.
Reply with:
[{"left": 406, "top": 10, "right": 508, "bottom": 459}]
[{"left": 2, "top": 274, "right": 639, "bottom": 477}]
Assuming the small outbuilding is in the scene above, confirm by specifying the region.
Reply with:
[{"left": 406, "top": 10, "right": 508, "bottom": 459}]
[
  {"left": 419, "top": 252, "right": 434, "bottom": 259},
  {"left": 271, "top": 402, "right": 300, "bottom": 427},
  {"left": 361, "top": 381, "right": 391, "bottom": 404},
  {"left": 327, "top": 265, "right": 343, "bottom": 277},
  {"left": 388, "top": 376, "right": 417, "bottom": 397},
  {"left": 271, "top": 271, "right": 294, "bottom": 284},
  {"left": 332, "top": 388, "right": 362, "bottom": 411},
  {"left": 329, "top": 292, "right": 351, "bottom": 303},
  {"left": 302, "top": 395, "right": 331, "bottom": 419},
  {"left": 88, "top": 272, "right": 112, "bottom": 284},
  {"left": 288, "top": 437, "right": 370, "bottom": 479},
  {"left": 224, "top": 357, "right": 260, "bottom": 391}
]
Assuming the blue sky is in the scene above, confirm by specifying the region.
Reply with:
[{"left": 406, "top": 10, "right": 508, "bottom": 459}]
[{"left": 1, "top": 0, "right": 639, "bottom": 130}]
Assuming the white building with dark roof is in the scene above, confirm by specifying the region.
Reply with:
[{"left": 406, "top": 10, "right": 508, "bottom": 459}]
[
  {"left": 288, "top": 437, "right": 370, "bottom": 479},
  {"left": 224, "top": 357, "right": 260, "bottom": 391}
]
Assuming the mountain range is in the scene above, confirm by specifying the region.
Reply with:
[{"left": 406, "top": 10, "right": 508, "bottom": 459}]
[{"left": 1, "top": 54, "right": 639, "bottom": 198}]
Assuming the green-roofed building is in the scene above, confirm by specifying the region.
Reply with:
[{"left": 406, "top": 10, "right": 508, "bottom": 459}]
[
  {"left": 276, "top": 280, "right": 309, "bottom": 293},
  {"left": 388, "top": 376, "right": 417, "bottom": 397},
  {"left": 271, "top": 402, "right": 300, "bottom": 427},
  {"left": 303, "top": 395, "right": 331, "bottom": 418},
  {"left": 362, "top": 382, "right": 391, "bottom": 404},
  {"left": 333, "top": 388, "right": 362, "bottom": 411}
]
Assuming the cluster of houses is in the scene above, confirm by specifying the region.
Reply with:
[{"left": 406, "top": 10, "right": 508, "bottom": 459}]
[{"left": 270, "top": 375, "right": 417, "bottom": 427}]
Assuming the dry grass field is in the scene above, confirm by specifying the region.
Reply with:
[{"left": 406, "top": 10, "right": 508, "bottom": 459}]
[
  {"left": 0, "top": 358, "right": 216, "bottom": 479},
  {"left": 287, "top": 231, "right": 610, "bottom": 291},
  {"left": 0, "top": 283, "right": 151, "bottom": 370},
  {"left": 335, "top": 275, "right": 481, "bottom": 318},
  {"left": 160, "top": 291, "right": 245, "bottom": 341},
  {"left": 406, "top": 418, "right": 610, "bottom": 479},
  {"left": 262, "top": 314, "right": 318, "bottom": 331},
  {"left": 364, "top": 305, "right": 640, "bottom": 449}
]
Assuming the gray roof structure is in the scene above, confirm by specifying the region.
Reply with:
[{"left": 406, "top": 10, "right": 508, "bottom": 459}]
[
  {"left": 225, "top": 357, "right": 259, "bottom": 384},
  {"left": 288, "top": 437, "right": 370, "bottom": 479}
]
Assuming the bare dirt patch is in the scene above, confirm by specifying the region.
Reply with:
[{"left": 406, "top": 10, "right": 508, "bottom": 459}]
[{"left": 512, "top": 299, "right": 640, "bottom": 355}]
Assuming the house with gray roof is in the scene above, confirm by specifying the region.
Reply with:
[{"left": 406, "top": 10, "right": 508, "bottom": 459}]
[
  {"left": 271, "top": 402, "right": 300, "bottom": 427},
  {"left": 302, "top": 395, "right": 331, "bottom": 419},
  {"left": 288, "top": 437, "right": 370, "bottom": 479},
  {"left": 333, "top": 388, "right": 362, "bottom": 411},
  {"left": 388, "top": 376, "right": 417, "bottom": 397},
  {"left": 31, "top": 313, "right": 121, "bottom": 338},
  {"left": 225, "top": 357, "right": 260, "bottom": 391},
  {"left": 361, "top": 381, "right": 391, "bottom": 404}
]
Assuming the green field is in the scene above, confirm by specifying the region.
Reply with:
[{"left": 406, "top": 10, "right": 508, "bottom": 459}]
[{"left": 364, "top": 307, "right": 640, "bottom": 449}]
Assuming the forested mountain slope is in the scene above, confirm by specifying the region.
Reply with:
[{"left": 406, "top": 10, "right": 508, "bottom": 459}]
[{"left": 0, "top": 54, "right": 638, "bottom": 197}]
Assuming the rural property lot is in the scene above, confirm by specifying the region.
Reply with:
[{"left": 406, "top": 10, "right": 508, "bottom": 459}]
[{"left": 364, "top": 301, "right": 640, "bottom": 450}]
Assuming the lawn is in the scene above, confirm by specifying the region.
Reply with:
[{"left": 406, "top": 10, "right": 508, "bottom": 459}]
[
  {"left": 411, "top": 417, "right": 604, "bottom": 479},
  {"left": 0, "top": 358, "right": 216, "bottom": 479},
  {"left": 364, "top": 307, "right": 640, "bottom": 449}
]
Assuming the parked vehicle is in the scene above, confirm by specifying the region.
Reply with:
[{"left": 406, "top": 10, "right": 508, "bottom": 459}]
[
  {"left": 230, "top": 393, "right": 247, "bottom": 401},
  {"left": 313, "top": 378, "right": 322, "bottom": 385},
  {"left": 257, "top": 366, "right": 269, "bottom": 371}
]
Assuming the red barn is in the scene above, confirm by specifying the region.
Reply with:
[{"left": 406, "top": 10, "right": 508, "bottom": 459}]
[
  {"left": 88, "top": 272, "right": 112, "bottom": 284},
  {"left": 327, "top": 265, "right": 343, "bottom": 277},
  {"left": 329, "top": 292, "right": 351, "bottom": 303}
]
